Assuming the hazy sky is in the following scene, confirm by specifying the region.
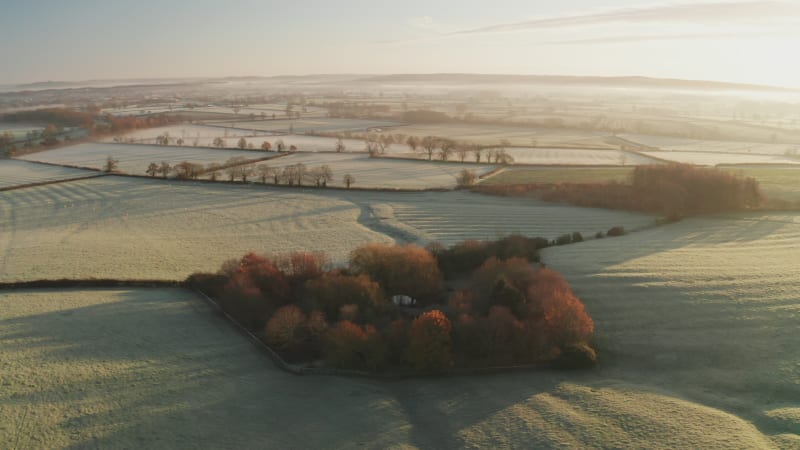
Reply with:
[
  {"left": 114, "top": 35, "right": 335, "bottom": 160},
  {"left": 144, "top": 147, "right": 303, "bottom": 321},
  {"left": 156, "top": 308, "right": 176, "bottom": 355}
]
[{"left": 2, "top": 0, "right": 800, "bottom": 87}]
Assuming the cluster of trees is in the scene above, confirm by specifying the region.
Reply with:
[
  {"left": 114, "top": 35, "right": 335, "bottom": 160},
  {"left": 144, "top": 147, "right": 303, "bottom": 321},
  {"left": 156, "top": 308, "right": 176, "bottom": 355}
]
[
  {"left": 145, "top": 157, "right": 352, "bottom": 188},
  {"left": 476, "top": 164, "right": 762, "bottom": 218},
  {"left": 188, "top": 236, "right": 596, "bottom": 373},
  {"left": 361, "top": 131, "right": 514, "bottom": 164}
]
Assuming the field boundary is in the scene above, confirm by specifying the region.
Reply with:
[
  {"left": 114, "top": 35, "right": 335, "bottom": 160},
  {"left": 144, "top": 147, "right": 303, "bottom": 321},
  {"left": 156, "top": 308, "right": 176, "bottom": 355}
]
[{"left": 0, "top": 172, "right": 108, "bottom": 192}]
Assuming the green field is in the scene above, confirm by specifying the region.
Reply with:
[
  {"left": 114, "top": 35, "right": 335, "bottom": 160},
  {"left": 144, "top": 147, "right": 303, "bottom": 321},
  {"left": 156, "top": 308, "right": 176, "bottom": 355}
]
[{"left": 721, "top": 166, "right": 800, "bottom": 203}]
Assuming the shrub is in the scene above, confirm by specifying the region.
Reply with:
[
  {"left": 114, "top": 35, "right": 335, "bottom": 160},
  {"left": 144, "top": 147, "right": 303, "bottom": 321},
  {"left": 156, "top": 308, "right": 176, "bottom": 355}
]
[
  {"left": 553, "top": 343, "right": 597, "bottom": 370},
  {"left": 594, "top": 231, "right": 604, "bottom": 239},
  {"left": 607, "top": 226, "right": 625, "bottom": 237},
  {"left": 555, "top": 234, "right": 572, "bottom": 245},
  {"left": 571, "top": 232, "right": 583, "bottom": 243},
  {"left": 406, "top": 310, "right": 453, "bottom": 371}
]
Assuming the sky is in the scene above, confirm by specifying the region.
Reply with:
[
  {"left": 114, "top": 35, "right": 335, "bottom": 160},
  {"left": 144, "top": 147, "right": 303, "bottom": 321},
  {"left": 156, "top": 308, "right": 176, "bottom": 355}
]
[{"left": 2, "top": 0, "right": 800, "bottom": 88}]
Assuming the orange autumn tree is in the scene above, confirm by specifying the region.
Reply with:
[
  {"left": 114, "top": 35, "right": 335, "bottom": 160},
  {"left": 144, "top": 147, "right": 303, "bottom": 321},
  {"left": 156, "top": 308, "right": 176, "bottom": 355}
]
[{"left": 406, "top": 310, "right": 453, "bottom": 371}]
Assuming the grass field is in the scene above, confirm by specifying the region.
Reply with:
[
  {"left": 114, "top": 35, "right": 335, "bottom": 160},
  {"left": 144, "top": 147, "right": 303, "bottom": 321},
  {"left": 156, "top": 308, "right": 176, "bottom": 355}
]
[
  {"left": 16, "top": 143, "right": 270, "bottom": 175},
  {"left": 0, "top": 283, "right": 782, "bottom": 449},
  {"left": 0, "top": 159, "right": 97, "bottom": 189},
  {"left": 0, "top": 176, "right": 655, "bottom": 282},
  {"left": 480, "top": 167, "right": 633, "bottom": 185},
  {"left": 381, "top": 123, "right": 615, "bottom": 148},
  {"left": 643, "top": 150, "right": 800, "bottom": 166},
  {"left": 541, "top": 213, "right": 800, "bottom": 448},
  {"left": 497, "top": 147, "right": 659, "bottom": 166},
  {"left": 622, "top": 133, "right": 800, "bottom": 155},
  {"left": 208, "top": 118, "right": 401, "bottom": 134},
  {"left": 721, "top": 166, "right": 800, "bottom": 203},
  {"left": 238, "top": 152, "right": 496, "bottom": 189}
]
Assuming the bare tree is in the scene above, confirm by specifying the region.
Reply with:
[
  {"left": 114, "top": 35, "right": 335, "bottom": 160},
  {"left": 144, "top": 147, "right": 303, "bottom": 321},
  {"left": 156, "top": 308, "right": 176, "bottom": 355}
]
[
  {"left": 256, "top": 164, "right": 273, "bottom": 184},
  {"left": 438, "top": 138, "right": 456, "bottom": 161},
  {"left": 335, "top": 138, "right": 346, "bottom": 153},
  {"left": 104, "top": 156, "right": 119, "bottom": 173},
  {"left": 158, "top": 161, "right": 172, "bottom": 179},
  {"left": 146, "top": 162, "right": 159, "bottom": 177},
  {"left": 421, "top": 136, "right": 438, "bottom": 161},
  {"left": 238, "top": 137, "right": 247, "bottom": 149},
  {"left": 261, "top": 141, "right": 272, "bottom": 151},
  {"left": 406, "top": 136, "right": 419, "bottom": 152},
  {"left": 213, "top": 137, "right": 225, "bottom": 148},
  {"left": 455, "top": 143, "right": 469, "bottom": 162},
  {"left": 275, "top": 139, "right": 285, "bottom": 151},
  {"left": 206, "top": 162, "right": 221, "bottom": 181},
  {"left": 344, "top": 174, "right": 355, "bottom": 189},
  {"left": 473, "top": 147, "right": 484, "bottom": 163},
  {"left": 456, "top": 169, "right": 476, "bottom": 187}
]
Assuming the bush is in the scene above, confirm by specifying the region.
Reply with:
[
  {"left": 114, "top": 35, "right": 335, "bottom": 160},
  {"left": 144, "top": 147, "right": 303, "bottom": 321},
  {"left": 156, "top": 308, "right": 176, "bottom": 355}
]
[
  {"left": 553, "top": 343, "right": 597, "bottom": 370},
  {"left": 607, "top": 226, "right": 625, "bottom": 237},
  {"left": 594, "top": 231, "right": 604, "bottom": 239},
  {"left": 555, "top": 234, "right": 572, "bottom": 245},
  {"left": 571, "top": 232, "right": 583, "bottom": 243}
]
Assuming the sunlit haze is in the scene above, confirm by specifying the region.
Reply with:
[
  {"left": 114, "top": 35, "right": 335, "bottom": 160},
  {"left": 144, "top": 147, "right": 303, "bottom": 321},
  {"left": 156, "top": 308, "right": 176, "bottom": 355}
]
[{"left": 2, "top": 0, "right": 800, "bottom": 87}]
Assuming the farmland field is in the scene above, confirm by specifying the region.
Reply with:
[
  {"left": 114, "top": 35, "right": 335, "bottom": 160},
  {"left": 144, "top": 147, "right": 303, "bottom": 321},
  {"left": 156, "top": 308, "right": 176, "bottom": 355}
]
[
  {"left": 0, "top": 176, "right": 655, "bottom": 282},
  {"left": 0, "top": 159, "right": 97, "bottom": 189},
  {"left": 16, "top": 143, "right": 271, "bottom": 175},
  {"left": 541, "top": 213, "right": 800, "bottom": 448},
  {"left": 480, "top": 167, "right": 633, "bottom": 185},
  {"left": 208, "top": 118, "right": 401, "bottom": 134},
  {"left": 100, "top": 125, "right": 270, "bottom": 144},
  {"left": 721, "top": 166, "right": 800, "bottom": 202},
  {"left": 0, "top": 284, "right": 781, "bottom": 448},
  {"left": 642, "top": 150, "right": 800, "bottom": 166},
  {"left": 237, "top": 152, "right": 497, "bottom": 189},
  {"left": 622, "top": 133, "right": 800, "bottom": 155},
  {"left": 495, "top": 147, "right": 659, "bottom": 165},
  {"left": 380, "top": 123, "right": 615, "bottom": 148}
]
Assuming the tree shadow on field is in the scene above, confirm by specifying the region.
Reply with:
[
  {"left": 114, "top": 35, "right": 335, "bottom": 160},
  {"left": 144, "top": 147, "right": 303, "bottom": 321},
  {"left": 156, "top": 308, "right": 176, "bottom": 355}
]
[{"left": 0, "top": 288, "right": 419, "bottom": 449}]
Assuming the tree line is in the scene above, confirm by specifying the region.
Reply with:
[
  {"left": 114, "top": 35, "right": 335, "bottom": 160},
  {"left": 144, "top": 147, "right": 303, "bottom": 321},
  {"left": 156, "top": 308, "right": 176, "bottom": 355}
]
[
  {"left": 476, "top": 163, "right": 762, "bottom": 218},
  {"left": 187, "top": 235, "right": 598, "bottom": 373},
  {"left": 143, "top": 157, "right": 355, "bottom": 188}
]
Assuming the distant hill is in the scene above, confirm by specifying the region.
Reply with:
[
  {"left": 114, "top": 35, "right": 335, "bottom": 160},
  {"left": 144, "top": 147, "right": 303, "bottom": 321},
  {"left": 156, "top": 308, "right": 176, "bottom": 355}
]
[{"left": 357, "top": 73, "right": 796, "bottom": 92}]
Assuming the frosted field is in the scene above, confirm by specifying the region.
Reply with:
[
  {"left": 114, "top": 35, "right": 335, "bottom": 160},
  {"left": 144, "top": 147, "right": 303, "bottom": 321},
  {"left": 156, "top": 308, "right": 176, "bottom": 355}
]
[
  {"left": 644, "top": 150, "right": 800, "bottom": 166},
  {"left": 240, "top": 152, "right": 496, "bottom": 189},
  {"left": 497, "top": 147, "right": 660, "bottom": 166},
  {"left": 208, "top": 118, "right": 402, "bottom": 134},
  {"left": 622, "top": 133, "right": 800, "bottom": 156},
  {"left": 542, "top": 213, "right": 800, "bottom": 448},
  {"left": 0, "top": 177, "right": 654, "bottom": 282},
  {"left": 0, "top": 285, "right": 780, "bottom": 449},
  {"left": 0, "top": 159, "right": 96, "bottom": 189},
  {"left": 385, "top": 123, "right": 615, "bottom": 148},
  {"left": 17, "top": 143, "right": 270, "bottom": 175},
  {"left": 100, "top": 125, "right": 268, "bottom": 144}
]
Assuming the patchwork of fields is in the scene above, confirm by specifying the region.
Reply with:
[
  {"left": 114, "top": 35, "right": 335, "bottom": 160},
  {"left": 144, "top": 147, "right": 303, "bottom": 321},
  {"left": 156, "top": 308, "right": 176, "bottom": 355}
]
[
  {"left": 0, "top": 159, "right": 97, "bottom": 189},
  {"left": 382, "top": 123, "right": 615, "bottom": 148},
  {"left": 2, "top": 132, "right": 799, "bottom": 448},
  {"left": 0, "top": 176, "right": 654, "bottom": 281}
]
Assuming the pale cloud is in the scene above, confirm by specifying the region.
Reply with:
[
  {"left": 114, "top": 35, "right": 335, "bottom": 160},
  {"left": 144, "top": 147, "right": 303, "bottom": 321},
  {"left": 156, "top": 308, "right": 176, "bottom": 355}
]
[
  {"left": 450, "top": 1, "right": 800, "bottom": 36},
  {"left": 549, "top": 30, "right": 796, "bottom": 45}
]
